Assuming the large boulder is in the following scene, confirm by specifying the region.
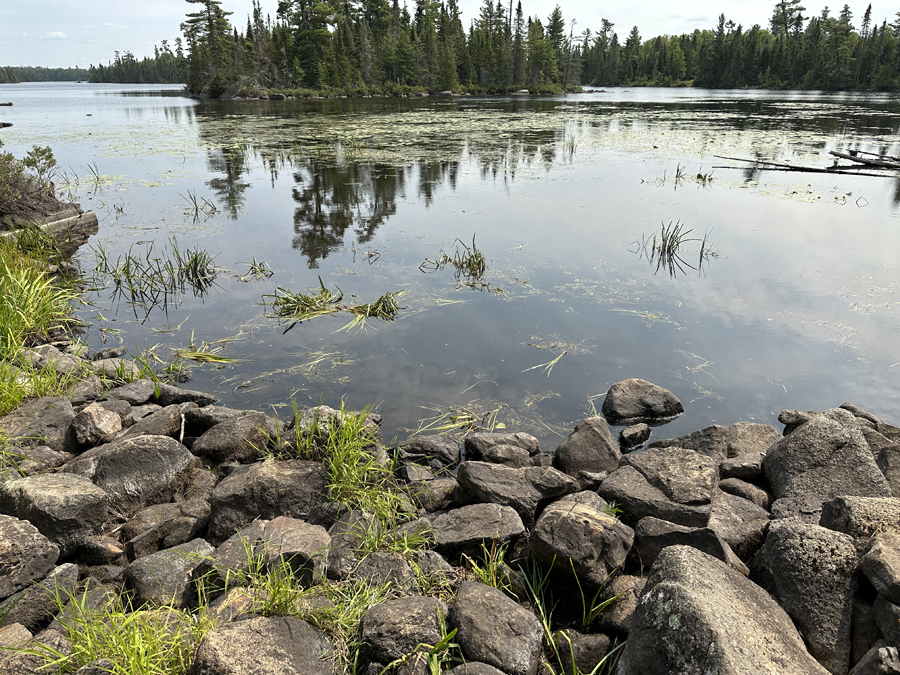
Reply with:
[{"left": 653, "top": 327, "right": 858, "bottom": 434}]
[
  {"left": 618, "top": 546, "right": 829, "bottom": 675},
  {"left": 0, "top": 474, "right": 108, "bottom": 557},
  {"left": 601, "top": 379, "right": 683, "bottom": 423},
  {"left": 431, "top": 504, "right": 525, "bottom": 562},
  {"left": 648, "top": 422, "right": 780, "bottom": 461},
  {"left": 860, "top": 533, "right": 900, "bottom": 605},
  {"left": 820, "top": 497, "right": 900, "bottom": 552},
  {"left": 707, "top": 491, "right": 771, "bottom": 562},
  {"left": 397, "top": 436, "right": 461, "bottom": 471},
  {"left": 451, "top": 581, "right": 543, "bottom": 675},
  {"left": 633, "top": 516, "right": 748, "bottom": 574},
  {"left": 456, "top": 462, "right": 578, "bottom": 527},
  {"left": 754, "top": 520, "right": 858, "bottom": 674},
  {"left": 189, "top": 615, "right": 334, "bottom": 675},
  {"left": 0, "top": 397, "right": 74, "bottom": 451},
  {"left": 552, "top": 417, "right": 621, "bottom": 477},
  {"left": 464, "top": 432, "right": 540, "bottom": 460},
  {"left": 67, "top": 402, "right": 122, "bottom": 450},
  {"left": 122, "top": 402, "right": 198, "bottom": 440},
  {"left": 206, "top": 460, "right": 329, "bottom": 545},
  {"left": 764, "top": 408, "right": 891, "bottom": 501},
  {"left": 124, "top": 538, "right": 214, "bottom": 609},
  {"left": 62, "top": 435, "right": 196, "bottom": 513},
  {"left": 123, "top": 500, "right": 211, "bottom": 561},
  {"left": 597, "top": 466, "right": 710, "bottom": 528},
  {"left": 529, "top": 500, "right": 634, "bottom": 588},
  {"left": 190, "top": 412, "right": 269, "bottom": 464},
  {"left": 620, "top": 446, "right": 718, "bottom": 505},
  {"left": 105, "top": 380, "right": 157, "bottom": 406},
  {"left": 0, "top": 515, "right": 59, "bottom": 601},
  {"left": 360, "top": 595, "right": 448, "bottom": 664}
]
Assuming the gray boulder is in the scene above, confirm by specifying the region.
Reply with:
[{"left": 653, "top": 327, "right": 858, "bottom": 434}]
[
  {"left": 407, "top": 476, "right": 458, "bottom": 512},
  {"left": 552, "top": 417, "right": 621, "bottom": 477},
  {"left": 596, "top": 574, "right": 645, "bottom": 634},
  {"left": 464, "top": 432, "right": 540, "bottom": 460},
  {"left": 852, "top": 601, "right": 885, "bottom": 668},
  {"left": 352, "top": 552, "right": 415, "bottom": 592},
  {"left": 633, "top": 516, "right": 748, "bottom": 574},
  {"left": 456, "top": 461, "right": 578, "bottom": 527},
  {"left": 597, "top": 466, "right": 710, "bottom": 528},
  {"left": 431, "top": 504, "right": 525, "bottom": 562},
  {"left": 360, "top": 595, "right": 448, "bottom": 664},
  {"left": 122, "top": 402, "right": 198, "bottom": 439},
  {"left": 479, "top": 444, "right": 532, "bottom": 467},
  {"left": 850, "top": 643, "right": 900, "bottom": 675},
  {"left": 207, "top": 460, "right": 329, "bottom": 545},
  {"left": 719, "top": 452, "right": 765, "bottom": 481},
  {"left": 451, "top": 581, "right": 543, "bottom": 675},
  {"left": 620, "top": 423, "right": 651, "bottom": 450},
  {"left": 707, "top": 491, "right": 771, "bottom": 561},
  {"left": 397, "top": 436, "right": 461, "bottom": 471},
  {"left": 190, "top": 412, "right": 268, "bottom": 463},
  {"left": 123, "top": 500, "right": 211, "bottom": 561},
  {"left": 754, "top": 520, "right": 858, "bottom": 674},
  {"left": 648, "top": 421, "right": 780, "bottom": 460},
  {"left": 68, "top": 402, "right": 122, "bottom": 450},
  {"left": 105, "top": 380, "right": 157, "bottom": 406},
  {"left": 772, "top": 494, "right": 826, "bottom": 524},
  {"left": 820, "top": 497, "right": 900, "bottom": 552},
  {"left": 0, "top": 627, "right": 72, "bottom": 674},
  {"left": 618, "top": 546, "right": 829, "bottom": 675},
  {"left": 764, "top": 408, "right": 891, "bottom": 501},
  {"left": 0, "top": 515, "right": 59, "bottom": 600},
  {"left": 189, "top": 615, "right": 334, "bottom": 675},
  {"left": 0, "top": 563, "right": 78, "bottom": 633},
  {"left": 68, "top": 375, "right": 104, "bottom": 406},
  {"left": 0, "top": 473, "right": 108, "bottom": 556},
  {"left": 530, "top": 500, "right": 634, "bottom": 588},
  {"left": 601, "top": 379, "right": 683, "bottom": 423},
  {"left": 183, "top": 406, "right": 247, "bottom": 436},
  {"left": 155, "top": 382, "right": 217, "bottom": 407},
  {"left": 874, "top": 597, "right": 900, "bottom": 649},
  {"left": 861, "top": 533, "right": 900, "bottom": 605},
  {"left": 11, "top": 445, "right": 72, "bottom": 477},
  {"left": 63, "top": 434, "right": 196, "bottom": 513},
  {"left": 620, "top": 446, "right": 718, "bottom": 505},
  {"left": 327, "top": 510, "right": 377, "bottom": 580},
  {"left": 124, "top": 538, "right": 214, "bottom": 609},
  {"left": 446, "top": 665, "right": 506, "bottom": 675},
  {"left": 718, "top": 477, "right": 770, "bottom": 510},
  {"left": 0, "top": 397, "right": 74, "bottom": 451}
]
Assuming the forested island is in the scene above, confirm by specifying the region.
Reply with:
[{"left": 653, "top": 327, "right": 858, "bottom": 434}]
[{"left": 3, "top": 1, "right": 900, "bottom": 93}]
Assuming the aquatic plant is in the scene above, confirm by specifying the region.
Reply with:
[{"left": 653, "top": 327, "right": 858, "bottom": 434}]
[
  {"left": 262, "top": 278, "right": 344, "bottom": 331},
  {"left": 420, "top": 235, "right": 487, "bottom": 281},
  {"left": 631, "top": 221, "right": 721, "bottom": 278}
]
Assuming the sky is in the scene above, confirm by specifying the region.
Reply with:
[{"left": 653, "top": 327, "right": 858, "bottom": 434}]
[{"left": 2, "top": 0, "right": 899, "bottom": 68}]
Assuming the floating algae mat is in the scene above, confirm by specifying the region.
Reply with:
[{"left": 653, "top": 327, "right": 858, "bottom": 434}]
[{"left": 4, "top": 82, "right": 900, "bottom": 446}]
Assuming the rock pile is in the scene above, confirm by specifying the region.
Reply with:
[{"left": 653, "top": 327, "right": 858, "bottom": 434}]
[{"left": 1, "top": 365, "right": 899, "bottom": 675}]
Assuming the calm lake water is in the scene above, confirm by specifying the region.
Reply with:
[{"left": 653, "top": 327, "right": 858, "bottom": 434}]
[{"left": 2, "top": 82, "right": 900, "bottom": 448}]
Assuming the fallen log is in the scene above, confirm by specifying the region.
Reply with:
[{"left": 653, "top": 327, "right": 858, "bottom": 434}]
[
  {"left": 713, "top": 155, "right": 892, "bottom": 178},
  {"left": 828, "top": 150, "right": 900, "bottom": 169}
]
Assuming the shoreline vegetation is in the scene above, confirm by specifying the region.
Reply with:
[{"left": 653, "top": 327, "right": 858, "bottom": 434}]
[{"left": 5, "top": 2, "right": 900, "bottom": 93}]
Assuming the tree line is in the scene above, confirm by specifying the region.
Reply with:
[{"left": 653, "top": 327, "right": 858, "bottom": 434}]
[
  {"left": 177, "top": 0, "right": 900, "bottom": 95},
  {"left": 88, "top": 40, "right": 189, "bottom": 84},
  {"left": 0, "top": 66, "right": 90, "bottom": 82}
]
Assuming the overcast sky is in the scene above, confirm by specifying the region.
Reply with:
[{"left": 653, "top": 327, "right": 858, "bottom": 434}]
[{"left": 3, "top": 0, "right": 899, "bottom": 68}]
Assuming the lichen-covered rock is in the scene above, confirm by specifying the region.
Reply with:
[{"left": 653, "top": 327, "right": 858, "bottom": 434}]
[
  {"left": 189, "top": 615, "right": 334, "bottom": 675},
  {"left": 620, "top": 446, "right": 718, "bottom": 506},
  {"left": 820, "top": 497, "right": 900, "bottom": 551},
  {"left": 619, "top": 546, "right": 829, "bottom": 675},
  {"left": 754, "top": 520, "right": 858, "bottom": 674},
  {"left": 0, "top": 473, "right": 108, "bottom": 556}
]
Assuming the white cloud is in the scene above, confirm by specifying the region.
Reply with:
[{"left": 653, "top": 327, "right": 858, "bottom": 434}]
[
  {"left": 103, "top": 22, "right": 129, "bottom": 29},
  {"left": 43, "top": 31, "right": 67, "bottom": 40}
]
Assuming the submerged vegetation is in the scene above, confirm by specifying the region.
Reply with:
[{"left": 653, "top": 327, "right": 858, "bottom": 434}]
[
  {"left": 420, "top": 236, "right": 487, "bottom": 281},
  {"left": 631, "top": 221, "right": 722, "bottom": 278}
]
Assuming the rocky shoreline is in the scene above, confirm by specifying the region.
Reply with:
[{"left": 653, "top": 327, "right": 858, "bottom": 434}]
[{"left": 1, "top": 342, "right": 899, "bottom": 674}]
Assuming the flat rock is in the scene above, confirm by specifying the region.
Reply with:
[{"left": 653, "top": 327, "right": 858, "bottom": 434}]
[
  {"left": 155, "top": 382, "right": 217, "bottom": 407},
  {"left": 69, "top": 376, "right": 104, "bottom": 406},
  {"left": 621, "top": 446, "right": 718, "bottom": 505},
  {"left": 754, "top": 520, "right": 858, "bottom": 674},
  {"left": 552, "top": 417, "right": 621, "bottom": 477},
  {"left": 451, "top": 581, "right": 543, "bottom": 675},
  {"left": 479, "top": 444, "right": 532, "bottom": 467},
  {"left": 0, "top": 397, "right": 74, "bottom": 451},
  {"left": 530, "top": 500, "right": 634, "bottom": 587},
  {"left": 719, "top": 452, "right": 765, "bottom": 480},
  {"left": 124, "top": 538, "right": 214, "bottom": 609},
  {"left": 597, "top": 465, "right": 710, "bottom": 528},
  {"left": 601, "top": 378, "right": 683, "bottom": 423},
  {"left": 397, "top": 436, "right": 461, "bottom": 471},
  {"left": 0, "top": 514, "right": 59, "bottom": 600},
  {"left": 456, "top": 461, "right": 578, "bottom": 528},
  {"left": 189, "top": 615, "right": 334, "bottom": 675},
  {"left": 431, "top": 503, "right": 525, "bottom": 562},
  {"left": 464, "top": 432, "right": 540, "bottom": 460},
  {"left": 360, "top": 595, "right": 448, "bottom": 663},
  {"left": 63, "top": 434, "right": 196, "bottom": 513},
  {"left": 207, "top": 460, "right": 329, "bottom": 545},
  {"left": 0, "top": 473, "right": 108, "bottom": 557},
  {"left": 183, "top": 406, "right": 248, "bottom": 436},
  {"left": 91, "top": 357, "right": 140, "bottom": 379},
  {"left": 190, "top": 412, "right": 268, "bottom": 463},
  {"left": 105, "top": 380, "right": 157, "bottom": 406},
  {"left": 718, "top": 477, "right": 770, "bottom": 510},
  {"left": 618, "top": 546, "right": 829, "bottom": 675},
  {"left": 764, "top": 408, "right": 891, "bottom": 501},
  {"left": 122, "top": 402, "right": 198, "bottom": 439},
  {"left": 648, "top": 422, "right": 780, "bottom": 460}
]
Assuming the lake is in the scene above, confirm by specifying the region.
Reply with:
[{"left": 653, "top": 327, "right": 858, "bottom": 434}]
[{"left": 2, "top": 81, "right": 900, "bottom": 448}]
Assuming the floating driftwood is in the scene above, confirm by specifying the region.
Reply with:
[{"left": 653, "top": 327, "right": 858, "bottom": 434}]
[
  {"left": 713, "top": 154, "right": 892, "bottom": 178},
  {"left": 0, "top": 122, "right": 11, "bottom": 129},
  {"left": 0, "top": 102, "right": 12, "bottom": 107},
  {"left": 828, "top": 150, "right": 900, "bottom": 169}
]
